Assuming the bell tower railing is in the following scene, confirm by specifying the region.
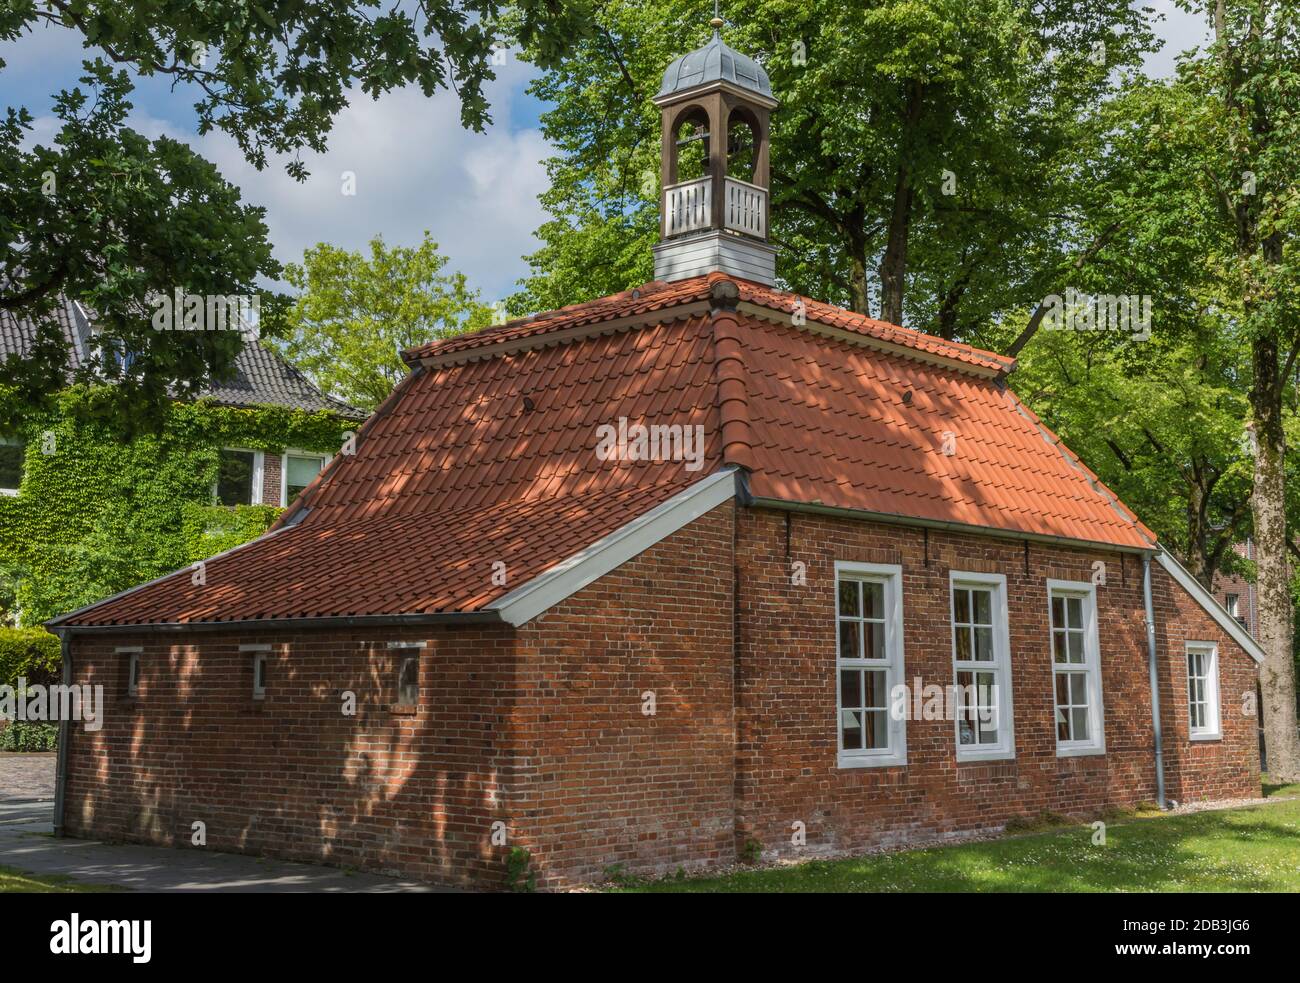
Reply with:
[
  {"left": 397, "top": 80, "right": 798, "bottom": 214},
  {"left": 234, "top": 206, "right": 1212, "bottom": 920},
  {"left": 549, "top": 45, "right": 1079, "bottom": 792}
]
[{"left": 663, "top": 177, "right": 713, "bottom": 236}]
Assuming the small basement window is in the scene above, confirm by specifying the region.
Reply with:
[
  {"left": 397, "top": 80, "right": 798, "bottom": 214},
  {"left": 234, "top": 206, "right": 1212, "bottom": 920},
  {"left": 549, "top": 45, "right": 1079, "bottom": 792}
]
[
  {"left": 118, "top": 647, "right": 142, "bottom": 697},
  {"left": 390, "top": 642, "right": 426, "bottom": 709},
  {"left": 243, "top": 644, "right": 271, "bottom": 700}
]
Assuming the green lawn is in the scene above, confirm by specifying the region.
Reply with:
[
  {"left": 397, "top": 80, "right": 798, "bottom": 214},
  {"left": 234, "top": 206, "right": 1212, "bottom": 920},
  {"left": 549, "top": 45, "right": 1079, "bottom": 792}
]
[
  {"left": 0, "top": 865, "right": 119, "bottom": 893},
  {"left": 623, "top": 793, "right": 1300, "bottom": 893}
]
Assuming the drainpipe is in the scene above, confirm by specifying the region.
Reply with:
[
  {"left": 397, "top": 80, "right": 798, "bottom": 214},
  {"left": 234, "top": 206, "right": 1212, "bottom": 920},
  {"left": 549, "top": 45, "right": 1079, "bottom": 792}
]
[
  {"left": 1142, "top": 553, "right": 1166, "bottom": 810},
  {"left": 52, "top": 633, "right": 71, "bottom": 838}
]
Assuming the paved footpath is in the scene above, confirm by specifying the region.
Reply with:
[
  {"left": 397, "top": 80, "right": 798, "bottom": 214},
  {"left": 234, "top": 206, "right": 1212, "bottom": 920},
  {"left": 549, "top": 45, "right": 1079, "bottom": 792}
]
[{"left": 0, "top": 753, "right": 448, "bottom": 893}]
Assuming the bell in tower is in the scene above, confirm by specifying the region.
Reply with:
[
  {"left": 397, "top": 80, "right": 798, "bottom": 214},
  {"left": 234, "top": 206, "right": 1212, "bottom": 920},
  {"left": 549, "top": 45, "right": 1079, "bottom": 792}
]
[{"left": 652, "top": 11, "right": 778, "bottom": 285}]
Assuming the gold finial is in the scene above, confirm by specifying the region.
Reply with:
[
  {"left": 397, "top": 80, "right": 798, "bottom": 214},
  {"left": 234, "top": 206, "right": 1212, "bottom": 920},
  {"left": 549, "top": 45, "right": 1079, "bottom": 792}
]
[{"left": 710, "top": 16, "right": 724, "bottom": 29}]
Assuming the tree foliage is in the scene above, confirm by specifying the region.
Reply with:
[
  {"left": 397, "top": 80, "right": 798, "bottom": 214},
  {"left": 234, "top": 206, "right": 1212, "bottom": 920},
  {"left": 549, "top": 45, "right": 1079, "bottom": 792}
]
[
  {"left": 0, "top": 1, "right": 592, "bottom": 421},
  {"left": 511, "top": 0, "right": 1155, "bottom": 328},
  {"left": 267, "top": 234, "right": 494, "bottom": 411}
]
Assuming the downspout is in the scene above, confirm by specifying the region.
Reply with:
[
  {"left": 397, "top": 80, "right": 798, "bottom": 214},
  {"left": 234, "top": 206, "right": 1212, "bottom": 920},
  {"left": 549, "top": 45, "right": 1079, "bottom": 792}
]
[
  {"left": 1142, "top": 553, "right": 1166, "bottom": 810},
  {"left": 52, "top": 633, "right": 71, "bottom": 837}
]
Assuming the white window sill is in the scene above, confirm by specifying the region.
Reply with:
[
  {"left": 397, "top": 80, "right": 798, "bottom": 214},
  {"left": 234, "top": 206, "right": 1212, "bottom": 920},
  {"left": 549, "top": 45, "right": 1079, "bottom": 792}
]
[
  {"left": 838, "top": 752, "right": 906, "bottom": 769},
  {"left": 1056, "top": 743, "right": 1106, "bottom": 758},
  {"left": 1189, "top": 731, "right": 1222, "bottom": 742},
  {"left": 0, "top": 488, "right": 18, "bottom": 497},
  {"left": 956, "top": 747, "right": 1016, "bottom": 763}
]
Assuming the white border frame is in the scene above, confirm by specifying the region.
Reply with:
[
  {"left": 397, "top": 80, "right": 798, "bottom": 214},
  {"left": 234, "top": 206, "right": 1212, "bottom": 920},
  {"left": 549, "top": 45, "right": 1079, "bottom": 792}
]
[
  {"left": 833, "top": 560, "right": 906, "bottom": 769},
  {"left": 948, "top": 571, "right": 1016, "bottom": 762},
  {"left": 488, "top": 468, "right": 738, "bottom": 626},
  {"left": 1154, "top": 549, "right": 1264, "bottom": 663},
  {"left": 1185, "top": 641, "right": 1222, "bottom": 742},
  {"left": 1047, "top": 578, "right": 1106, "bottom": 757}
]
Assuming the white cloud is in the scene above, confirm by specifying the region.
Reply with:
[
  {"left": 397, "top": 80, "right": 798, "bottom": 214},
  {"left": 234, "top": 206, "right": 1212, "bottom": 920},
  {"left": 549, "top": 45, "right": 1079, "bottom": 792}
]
[{"left": 190, "top": 58, "right": 551, "bottom": 305}]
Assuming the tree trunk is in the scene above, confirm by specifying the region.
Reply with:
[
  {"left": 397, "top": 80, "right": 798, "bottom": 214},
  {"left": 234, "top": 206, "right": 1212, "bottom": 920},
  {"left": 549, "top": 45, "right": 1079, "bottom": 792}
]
[
  {"left": 1250, "top": 330, "right": 1300, "bottom": 781},
  {"left": 848, "top": 252, "right": 870, "bottom": 317},
  {"left": 878, "top": 81, "right": 923, "bottom": 327},
  {"left": 879, "top": 173, "right": 913, "bottom": 326}
]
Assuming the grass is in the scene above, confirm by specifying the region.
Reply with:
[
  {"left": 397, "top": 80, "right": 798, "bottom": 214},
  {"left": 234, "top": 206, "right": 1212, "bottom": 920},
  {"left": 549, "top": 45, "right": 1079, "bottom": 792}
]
[
  {"left": 622, "top": 793, "right": 1300, "bottom": 893},
  {"left": 0, "top": 864, "right": 120, "bottom": 893}
]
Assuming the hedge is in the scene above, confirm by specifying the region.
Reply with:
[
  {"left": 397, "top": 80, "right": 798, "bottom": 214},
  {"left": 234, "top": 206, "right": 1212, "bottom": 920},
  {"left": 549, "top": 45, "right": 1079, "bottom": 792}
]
[
  {"left": 0, "top": 626, "right": 60, "bottom": 689},
  {"left": 0, "top": 721, "right": 58, "bottom": 752}
]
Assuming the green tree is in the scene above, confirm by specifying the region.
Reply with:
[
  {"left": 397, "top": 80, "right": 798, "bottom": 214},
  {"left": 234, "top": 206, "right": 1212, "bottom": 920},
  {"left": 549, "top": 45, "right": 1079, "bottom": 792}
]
[
  {"left": 511, "top": 0, "right": 1155, "bottom": 325},
  {"left": 1, "top": 1, "right": 593, "bottom": 417},
  {"left": 269, "top": 234, "right": 493, "bottom": 411},
  {"left": 0, "top": 65, "right": 278, "bottom": 427},
  {"left": 1159, "top": 0, "right": 1300, "bottom": 781}
]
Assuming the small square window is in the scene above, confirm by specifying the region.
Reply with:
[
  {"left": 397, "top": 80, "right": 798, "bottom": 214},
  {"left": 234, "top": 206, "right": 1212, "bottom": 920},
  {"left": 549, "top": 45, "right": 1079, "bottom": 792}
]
[
  {"left": 253, "top": 654, "right": 268, "bottom": 699},
  {"left": 119, "top": 648, "right": 142, "bottom": 697},
  {"left": 397, "top": 654, "right": 420, "bottom": 707}
]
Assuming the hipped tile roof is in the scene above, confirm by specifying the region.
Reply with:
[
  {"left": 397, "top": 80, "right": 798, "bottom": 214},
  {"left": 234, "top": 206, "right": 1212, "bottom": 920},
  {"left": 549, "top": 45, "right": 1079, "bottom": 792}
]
[{"left": 54, "top": 275, "right": 1153, "bottom": 629}]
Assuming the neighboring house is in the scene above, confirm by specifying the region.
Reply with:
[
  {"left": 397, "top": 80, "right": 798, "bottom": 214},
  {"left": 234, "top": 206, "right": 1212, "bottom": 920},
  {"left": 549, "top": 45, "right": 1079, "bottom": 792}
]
[
  {"left": 0, "top": 297, "right": 365, "bottom": 623},
  {"left": 1212, "top": 539, "right": 1257, "bottom": 638},
  {"left": 47, "top": 28, "right": 1263, "bottom": 890}
]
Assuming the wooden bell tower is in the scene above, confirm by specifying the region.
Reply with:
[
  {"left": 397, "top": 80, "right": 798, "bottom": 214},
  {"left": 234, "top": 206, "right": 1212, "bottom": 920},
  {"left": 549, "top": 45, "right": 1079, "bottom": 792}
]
[{"left": 652, "top": 12, "right": 778, "bottom": 285}]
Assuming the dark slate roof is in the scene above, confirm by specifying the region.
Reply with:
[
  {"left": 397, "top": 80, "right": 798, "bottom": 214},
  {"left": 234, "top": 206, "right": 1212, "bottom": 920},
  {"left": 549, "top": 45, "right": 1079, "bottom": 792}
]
[
  {"left": 0, "top": 299, "right": 366, "bottom": 420},
  {"left": 657, "top": 30, "right": 773, "bottom": 101}
]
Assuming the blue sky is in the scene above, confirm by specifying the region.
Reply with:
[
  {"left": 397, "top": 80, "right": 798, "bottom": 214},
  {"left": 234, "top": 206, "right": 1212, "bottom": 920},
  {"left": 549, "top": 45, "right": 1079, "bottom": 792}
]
[{"left": 1, "top": 2, "right": 1211, "bottom": 307}]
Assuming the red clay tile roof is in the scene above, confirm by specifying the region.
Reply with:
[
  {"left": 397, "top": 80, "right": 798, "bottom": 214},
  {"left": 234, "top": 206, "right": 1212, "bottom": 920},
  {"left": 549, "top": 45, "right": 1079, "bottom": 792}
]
[
  {"left": 54, "top": 276, "right": 1152, "bottom": 629},
  {"left": 406, "top": 272, "right": 1014, "bottom": 376}
]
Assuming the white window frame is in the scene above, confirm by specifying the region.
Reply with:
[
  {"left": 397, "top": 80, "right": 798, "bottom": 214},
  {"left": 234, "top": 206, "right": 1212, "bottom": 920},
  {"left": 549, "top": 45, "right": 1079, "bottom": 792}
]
[
  {"left": 280, "top": 448, "right": 329, "bottom": 507},
  {"left": 949, "top": 571, "right": 1016, "bottom": 762},
  {"left": 1224, "top": 593, "right": 1240, "bottom": 618},
  {"left": 0, "top": 436, "right": 25, "bottom": 496},
  {"left": 213, "top": 447, "right": 264, "bottom": 506},
  {"left": 242, "top": 643, "right": 271, "bottom": 700},
  {"left": 833, "top": 561, "right": 906, "bottom": 768},
  {"left": 118, "top": 646, "right": 142, "bottom": 697},
  {"left": 1186, "top": 642, "right": 1222, "bottom": 741},
  {"left": 1048, "top": 579, "right": 1106, "bottom": 757}
]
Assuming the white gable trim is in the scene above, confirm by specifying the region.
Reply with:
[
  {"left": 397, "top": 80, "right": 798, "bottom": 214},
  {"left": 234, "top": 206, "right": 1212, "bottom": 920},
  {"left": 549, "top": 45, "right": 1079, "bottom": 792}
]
[
  {"left": 487, "top": 467, "right": 739, "bottom": 627},
  {"left": 1155, "top": 548, "right": 1265, "bottom": 665}
]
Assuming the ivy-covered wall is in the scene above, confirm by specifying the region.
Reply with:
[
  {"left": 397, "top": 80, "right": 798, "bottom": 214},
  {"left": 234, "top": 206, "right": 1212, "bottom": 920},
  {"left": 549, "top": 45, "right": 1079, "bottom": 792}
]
[{"left": 0, "top": 387, "right": 353, "bottom": 626}]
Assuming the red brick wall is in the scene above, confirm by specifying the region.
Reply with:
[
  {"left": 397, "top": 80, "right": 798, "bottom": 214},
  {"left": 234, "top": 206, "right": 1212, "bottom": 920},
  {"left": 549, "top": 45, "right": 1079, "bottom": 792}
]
[
  {"left": 1155, "top": 570, "right": 1261, "bottom": 803},
  {"left": 61, "top": 500, "right": 1258, "bottom": 888},
  {"left": 260, "top": 452, "right": 282, "bottom": 507},
  {"left": 61, "top": 623, "right": 518, "bottom": 888},
  {"left": 732, "top": 507, "right": 1259, "bottom": 860},
  {"left": 510, "top": 499, "right": 736, "bottom": 889},
  {"left": 60, "top": 504, "right": 736, "bottom": 890}
]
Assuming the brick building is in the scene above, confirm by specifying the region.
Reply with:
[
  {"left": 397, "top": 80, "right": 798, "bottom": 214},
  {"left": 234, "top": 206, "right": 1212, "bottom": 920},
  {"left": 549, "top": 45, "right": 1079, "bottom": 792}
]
[{"left": 46, "top": 26, "right": 1262, "bottom": 890}]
